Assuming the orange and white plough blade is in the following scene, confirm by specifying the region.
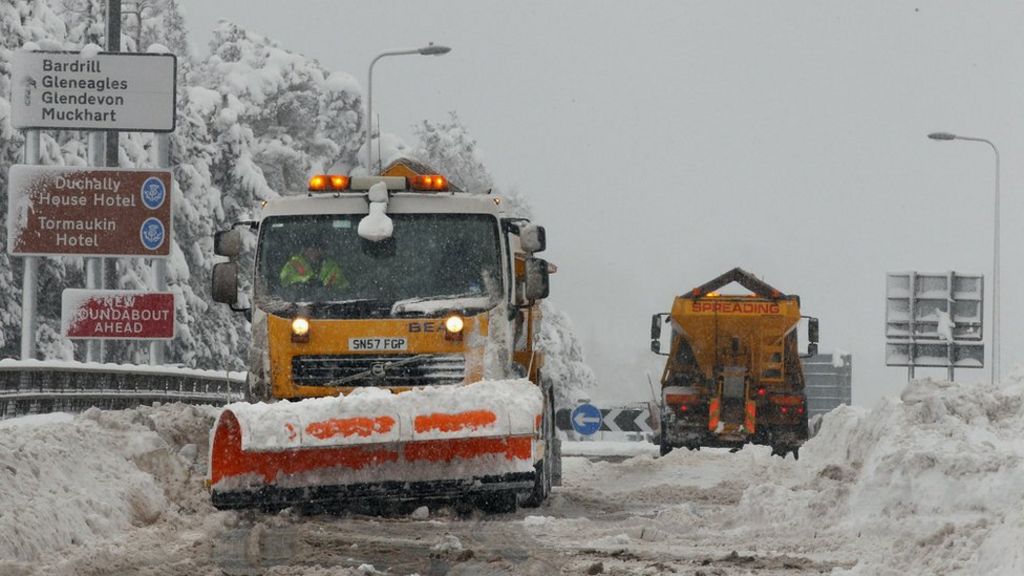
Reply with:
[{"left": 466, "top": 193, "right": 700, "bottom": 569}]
[{"left": 208, "top": 380, "right": 544, "bottom": 509}]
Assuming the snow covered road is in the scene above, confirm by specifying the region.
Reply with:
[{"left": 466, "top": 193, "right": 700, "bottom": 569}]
[{"left": 2, "top": 377, "right": 1023, "bottom": 575}]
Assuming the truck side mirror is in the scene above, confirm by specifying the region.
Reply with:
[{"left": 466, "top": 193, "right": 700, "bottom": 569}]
[
  {"left": 651, "top": 313, "right": 670, "bottom": 355},
  {"left": 214, "top": 229, "right": 242, "bottom": 258},
  {"left": 524, "top": 257, "right": 550, "bottom": 301},
  {"left": 520, "top": 224, "right": 546, "bottom": 254},
  {"left": 212, "top": 262, "right": 239, "bottom": 305},
  {"left": 800, "top": 316, "right": 820, "bottom": 358},
  {"left": 650, "top": 314, "right": 662, "bottom": 341}
]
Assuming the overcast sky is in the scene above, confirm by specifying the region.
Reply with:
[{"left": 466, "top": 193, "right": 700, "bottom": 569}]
[{"left": 178, "top": 0, "right": 1024, "bottom": 406}]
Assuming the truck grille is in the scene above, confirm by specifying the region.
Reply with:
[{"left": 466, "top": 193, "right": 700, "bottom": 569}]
[{"left": 291, "top": 354, "right": 466, "bottom": 387}]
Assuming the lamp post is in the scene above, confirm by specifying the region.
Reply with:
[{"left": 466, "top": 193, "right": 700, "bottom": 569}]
[
  {"left": 927, "top": 132, "right": 1001, "bottom": 384},
  {"left": 366, "top": 44, "right": 451, "bottom": 174}
]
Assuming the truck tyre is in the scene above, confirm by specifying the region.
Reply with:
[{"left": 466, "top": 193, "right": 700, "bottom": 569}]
[
  {"left": 771, "top": 445, "right": 800, "bottom": 460},
  {"left": 522, "top": 397, "right": 554, "bottom": 507},
  {"left": 551, "top": 435, "right": 563, "bottom": 487},
  {"left": 659, "top": 427, "right": 673, "bottom": 456},
  {"left": 478, "top": 491, "right": 518, "bottom": 514}
]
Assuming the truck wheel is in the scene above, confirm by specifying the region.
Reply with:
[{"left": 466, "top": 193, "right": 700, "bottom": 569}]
[
  {"left": 522, "top": 399, "right": 554, "bottom": 507},
  {"left": 659, "top": 427, "right": 673, "bottom": 456},
  {"left": 771, "top": 445, "right": 800, "bottom": 459},
  {"left": 478, "top": 491, "right": 518, "bottom": 514}
]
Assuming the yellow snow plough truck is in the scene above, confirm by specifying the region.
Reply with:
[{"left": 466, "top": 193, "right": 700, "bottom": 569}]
[
  {"left": 650, "top": 268, "right": 818, "bottom": 458},
  {"left": 208, "top": 160, "right": 558, "bottom": 512}
]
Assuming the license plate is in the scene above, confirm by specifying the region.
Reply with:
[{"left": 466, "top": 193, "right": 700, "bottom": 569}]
[{"left": 348, "top": 337, "right": 408, "bottom": 351}]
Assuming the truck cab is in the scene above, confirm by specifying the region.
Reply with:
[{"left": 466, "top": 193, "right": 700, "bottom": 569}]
[{"left": 212, "top": 161, "right": 551, "bottom": 402}]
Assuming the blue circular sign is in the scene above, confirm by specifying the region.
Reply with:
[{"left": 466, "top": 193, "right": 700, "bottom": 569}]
[
  {"left": 570, "top": 403, "right": 603, "bottom": 435},
  {"left": 140, "top": 177, "right": 166, "bottom": 210},
  {"left": 140, "top": 217, "right": 165, "bottom": 251}
]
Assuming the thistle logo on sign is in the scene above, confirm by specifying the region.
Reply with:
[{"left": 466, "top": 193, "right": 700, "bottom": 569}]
[
  {"left": 141, "top": 177, "right": 166, "bottom": 209},
  {"left": 140, "top": 218, "right": 165, "bottom": 251}
]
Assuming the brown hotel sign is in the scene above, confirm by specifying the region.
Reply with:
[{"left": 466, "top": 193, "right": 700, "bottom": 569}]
[{"left": 7, "top": 165, "right": 172, "bottom": 257}]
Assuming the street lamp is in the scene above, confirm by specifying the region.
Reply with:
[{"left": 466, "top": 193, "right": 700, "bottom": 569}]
[
  {"left": 366, "top": 44, "right": 452, "bottom": 174},
  {"left": 927, "top": 131, "right": 1001, "bottom": 384}
]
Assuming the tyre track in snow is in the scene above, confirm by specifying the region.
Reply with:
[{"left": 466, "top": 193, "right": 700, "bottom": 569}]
[
  {"left": 29, "top": 452, "right": 846, "bottom": 576},
  {"left": 201, "top": 451, "right": 848, "bottom": 575}
]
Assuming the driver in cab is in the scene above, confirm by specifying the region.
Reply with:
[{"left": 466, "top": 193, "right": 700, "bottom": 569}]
[{"left": 279, "top": 245, "right": 347, "bottom": 289}]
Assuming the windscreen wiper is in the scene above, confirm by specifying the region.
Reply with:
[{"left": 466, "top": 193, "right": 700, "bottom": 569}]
[
  {"left": 391, "top": 293, "right": 493, "bottom": 315},
  {"left": 309, "top": 299, "right": 393, "bottom": 316}
]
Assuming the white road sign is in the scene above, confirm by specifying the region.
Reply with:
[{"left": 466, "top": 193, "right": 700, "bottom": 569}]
[
  {"left": 885, "top": 271, "right": 984, "bottom": 369},
  {"left": 11, "top": 50, "right": 176, "bottom": 132}
]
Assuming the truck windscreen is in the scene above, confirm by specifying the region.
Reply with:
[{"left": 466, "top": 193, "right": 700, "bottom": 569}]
[{"left": 254, "top": 213, "right": 502, "bottom": 312}]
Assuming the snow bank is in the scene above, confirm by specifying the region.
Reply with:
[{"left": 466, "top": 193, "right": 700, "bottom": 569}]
[
  {"left": 0, "top": 404, "right": 220, "bottom": 563},
  {"left": 738, "top": 377, "right": 1024, "bottom": 575},
  {"left": 561, "top": 440, "right": 659, "bottom": 458},
  {"left": 553, "top": 377, "right": 1024, "bottom": 574}
]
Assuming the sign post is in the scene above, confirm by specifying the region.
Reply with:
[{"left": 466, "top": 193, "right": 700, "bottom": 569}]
[
  {"left": 19, "top": 132, "right": 40, "bottom": 361},
  {"left": 150, "top": 134, "right": 172, "bottom": 364},
  {"left": 86, "top": 131, "right": 105, "bottom": 362}
]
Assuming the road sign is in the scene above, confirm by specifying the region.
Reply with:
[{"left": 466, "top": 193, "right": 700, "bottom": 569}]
[
  {"left": 570, "top": 403, "right": 603, "bottom": 435},
  {"left": 7, "top": 165, "right": 172, "bottom": 257},
  {"left": 11, "top": 50, "right": 176, "bottom": 132},
  {"left": 62, "top": 289, "right": 175, "bottom": 340},
  {"left": 601, "top": 408, "right": 655, "bottom": 433},
  {"left": 559, "top": 405, "right": 655, "bottom": 434},
  {"left": 885, "top": 271, "right": 984, "bottom": 370}
]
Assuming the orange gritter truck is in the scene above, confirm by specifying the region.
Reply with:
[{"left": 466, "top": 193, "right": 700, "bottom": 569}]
[
  {"left": 207, "top": 160, "right": 558, "bottom": 512},
  {"left": 650, "top": 268, "right": 819, "bottom": 457}
]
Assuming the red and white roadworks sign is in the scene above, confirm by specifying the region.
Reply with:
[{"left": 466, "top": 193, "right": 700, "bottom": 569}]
[{"left": 62, "top": 289, "right": 175, "bottom": 340}]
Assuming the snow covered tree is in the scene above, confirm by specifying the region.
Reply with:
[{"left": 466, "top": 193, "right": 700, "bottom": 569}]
[
  {"left": 0, "top": 0, "right": 73, "bottom": 358},
  {"left": 162, "top": 84, "right": 247, "bottom": 368},
  {"left": 540, "top": 302, "right": 599, "bottom": 410},
  {"left": 414, "top": 112, "right": 493, "bottom": 194},
  {"left": 413, "top": 112, "right": 532, "bottom": 218},
  {"left": 56, "top": 0, "right": 103, "bottom": 47},
  {"left": 200, "top": 21, "right": 362, "bottom": 203}
]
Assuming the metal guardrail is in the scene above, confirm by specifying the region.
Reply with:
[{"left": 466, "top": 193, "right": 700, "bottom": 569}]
[{"left": 0, "top": 360, "right": 246, "bottom": 418}]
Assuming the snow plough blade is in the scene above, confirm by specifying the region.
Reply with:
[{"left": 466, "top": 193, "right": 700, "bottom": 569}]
[{"left": 208, "top": 380, "right": 544, "bottom": 511}]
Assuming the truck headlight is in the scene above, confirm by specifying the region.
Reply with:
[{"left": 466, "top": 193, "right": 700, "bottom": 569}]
[
  {"left": 444, "top": 314, "right": 464, "bottom": 341},
  {"left": 291, "top": 317, "right": 310, "bottom": 342},
  {"left": 444, "top": 314, "right": 464, "bottom": 333}
]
